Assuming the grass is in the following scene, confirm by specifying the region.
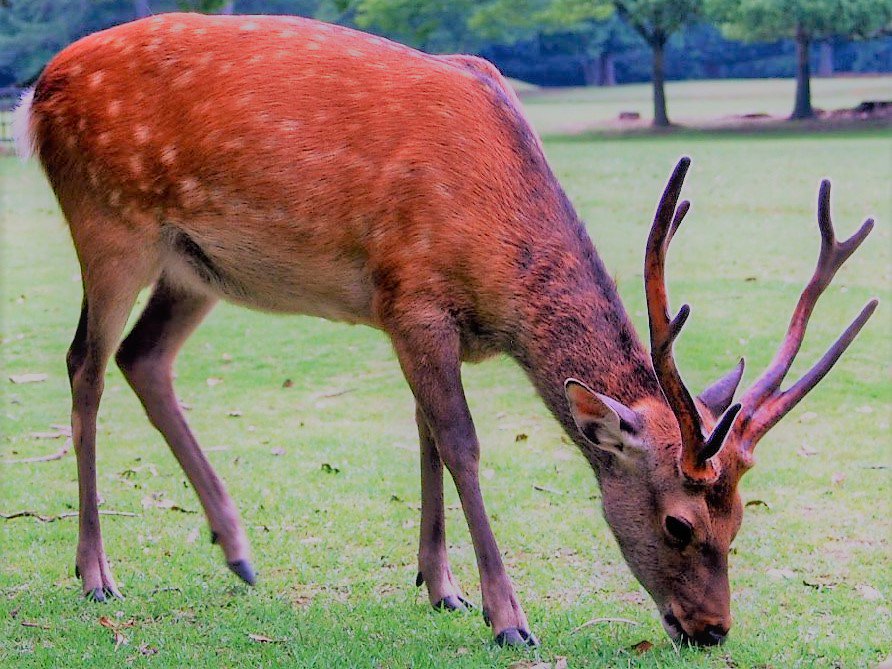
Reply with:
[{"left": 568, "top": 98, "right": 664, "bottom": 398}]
[
  {"left": 519, "top": 76, "right": 892, "bottom": 135},
  {"left": 0, "top": 86, "right": 890, "bottom": 668}
]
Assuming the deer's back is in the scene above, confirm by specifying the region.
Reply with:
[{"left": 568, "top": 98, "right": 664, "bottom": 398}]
[{"left": 31, "top": 13, "right": 562, "bottom": 329}]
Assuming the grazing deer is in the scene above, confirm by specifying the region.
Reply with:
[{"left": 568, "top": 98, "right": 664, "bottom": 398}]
[{"left": 15, "top": 12, "right": 876, "bottom": 648}]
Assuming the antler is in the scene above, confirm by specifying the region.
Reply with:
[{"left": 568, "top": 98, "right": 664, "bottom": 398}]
[
  {"left": 645, "top": 158, "right": 741, "bottom": 481},
  {"left": 735, "top": 180, "right": 877, "bottom": 461}
]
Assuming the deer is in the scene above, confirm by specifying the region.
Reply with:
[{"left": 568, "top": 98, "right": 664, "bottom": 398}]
[{"left": 14, "top": 12, "right": 877, "bottom": 649}]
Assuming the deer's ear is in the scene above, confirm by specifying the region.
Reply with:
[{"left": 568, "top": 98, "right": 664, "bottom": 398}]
[
  {"left": 564, "top": 379, "right": 642, "bottom": 457},
  {"left": 698, "top": 358, "right": 745, "bottom": 417}
]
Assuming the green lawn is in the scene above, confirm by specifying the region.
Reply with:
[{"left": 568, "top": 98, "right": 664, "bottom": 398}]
[
  {"left": 520, "top": 76, "right": 892, "bottom": 134},
  {"left": 1, "top": 103, "right": 890, "bottom": 666}
]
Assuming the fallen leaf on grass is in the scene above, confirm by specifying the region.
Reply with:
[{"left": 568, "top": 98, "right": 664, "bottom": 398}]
[
  {"left": 248, "top": 633, "right": 280, "bottom": 643},
  {"left": 320, "top": 463, "right": 340, "bottom": 474},
  {"left": 270, "top": 447, "right": 286, "bottom": 456},
  {"left": 797, "top": 444, "right": 818, "bottom": 457},
  {"left": 206, "top": 377, "right": 222, "bottom": 387},
  {"left": 745, "top": 499, "right": 771, "bottom": 510},
  {"left": 802, "top": 578, "right": 838, "bottom": 590},
  {"left": 831, "top": 472, "right": 846, "bottom": 486},
  {"left": 515, "top": 433, "right": 528, "bottom": 442},
  {"left": 282, "top": 379, "right": 293, "bottom": 388},
  {"left": 141, "top": 493, "right": 196, "bottom": 514},
  {"left": 98, "top": 616, "right": 134, "bottom": 650},
  {"left": 138, "top": 643, "right": 158, "bottom": 657},
  {"left": 856, "top": 584, "right": 883, "bottom": 601},
  {"left": 554, "top": 658, "right": 568, "bottom": 669},
  {"left": 9, "top": 373, "right": 48, "bottom": 384},
  {"left": 21, "top": 621, "right": 51, "bottom": 629},
  {"left": 227, "top": 410, "right": 242, "bottom": 417},
  {"left": 533, "top": 484, "right": 563, "bottom": 495},
  {"left": 629, "top": 640, "right": 653, "bottom": 654},
  {"left": 767, "top": 568, "right": 796, "bottom": 580}
]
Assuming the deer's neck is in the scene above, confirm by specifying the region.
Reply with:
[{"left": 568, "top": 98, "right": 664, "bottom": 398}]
[{"left": 508, "top": 219, "right": 660, "bottom": 464}]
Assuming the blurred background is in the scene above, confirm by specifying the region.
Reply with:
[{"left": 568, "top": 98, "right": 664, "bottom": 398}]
[{"left": 0, "top": 0, "right": 890, "bottom": 133}]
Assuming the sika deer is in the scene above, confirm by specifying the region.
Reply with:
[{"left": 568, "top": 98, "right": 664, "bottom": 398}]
[{"left": 15, "top": 13, "right": 877, "bottom": 648}]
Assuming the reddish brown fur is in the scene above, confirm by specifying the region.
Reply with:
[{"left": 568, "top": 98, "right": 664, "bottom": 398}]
[{"left": 23, "top": 12, "right": 875, "bottom": 648}]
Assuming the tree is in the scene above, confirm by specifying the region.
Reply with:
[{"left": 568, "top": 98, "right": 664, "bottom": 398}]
[
  {"left": 608, "top": 1, "right": 704, "bottom": 125},
  {"left": 477, "top": 1, "right": 705, "bottom": 126},
  {"left": 709, "top": 0, "right": 892, "bottom": 119}
]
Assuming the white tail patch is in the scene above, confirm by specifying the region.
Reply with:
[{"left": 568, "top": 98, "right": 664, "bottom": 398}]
[{"left": 13, "top": 88, "right": 36, "bottom": 161}]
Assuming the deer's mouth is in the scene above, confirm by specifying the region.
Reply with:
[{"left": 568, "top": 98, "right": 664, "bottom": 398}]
[{"left": 661, "top": 607, "right": 728, "bottom": 646}]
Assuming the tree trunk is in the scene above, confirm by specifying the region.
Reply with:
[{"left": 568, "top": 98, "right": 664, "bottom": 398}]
[
  {"left": 817, "top": 41, "right": 833, "bottom": 77},
  {"left": 791, "top": 26, "right": 814, "bottom": 120},
  {"left": 582, "top": 58, "right": 599, "bottom": 86},
  {"left": 599, "top": 52, "right": 616, "bottom": 87},
  {"left": 652, "top": 39, "right": 670, "bottom": 127}
]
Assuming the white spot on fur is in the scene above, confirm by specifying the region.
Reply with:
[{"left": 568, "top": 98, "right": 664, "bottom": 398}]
[
  {"left": 161, "top": 145, "right": 177, "bottom": 166},
  {"left": 248, "top": 55, "right": 263, "bottom": 64},
  {"left": 171, "top": 23, "right": 186, "bottom": 32},
  {"left": 109, "top": 190, "right": 121, "bottom": 207},
  {"left": 130, "top": 155, "right": 143, "bottom": 176},
  {"left": 12, "top": 88, "right": 34, "bottom": 161},
  {"left": 279, "top": 30, "right": 296, "bottom": 38},
  {"left": 134, "top": 125, "right": 150, "bottom": 144},
  {"left": 108, "top": 100, "right": 121, "bottom": 117},
  {"left": 240, "top": 21, "right": 258, "bottom": 31},
  {"left": 70, "top": 63, "right": 83, "bottom": 76},
  {"left": 174, "top": 70, "right": 195, "bottom": 87},
  {"left": 306, "top": 42, "right": 321, "bottom": 50},
  {"left": 97, "top": 132, "right": 110, "bottom": 146},
  {"left": 89, "top": 70, "right": 105, "bottom": 87},
  {"left": 179, "top": 178, "right": 205, "bottom": 209},
  {"left": 194, "top": 28, "right": 207, "bottom": 35},
  {"left": 347, "top": 48, "right": 363, "bottom": 57}
]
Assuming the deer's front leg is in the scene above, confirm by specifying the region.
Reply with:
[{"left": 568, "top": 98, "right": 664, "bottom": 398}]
[
  {"left": 392, "top": 324, "right": 538, "bottom": 647},
  {"left": 415, "top": 403, "right": 472, "bottom": 611}
]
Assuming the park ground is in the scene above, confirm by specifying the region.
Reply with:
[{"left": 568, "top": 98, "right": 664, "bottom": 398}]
[{"left": 0, "top": 77, "right": 890, "bottom": 667}]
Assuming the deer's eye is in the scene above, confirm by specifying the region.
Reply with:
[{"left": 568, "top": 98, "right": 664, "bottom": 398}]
[{"left": 664, "top": 515, "right": 693, "bottom": 547}]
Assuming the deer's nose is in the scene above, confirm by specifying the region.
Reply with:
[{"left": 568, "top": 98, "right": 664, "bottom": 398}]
[{"left": 692, "top": 622, "right": 729, "bottom": 646}]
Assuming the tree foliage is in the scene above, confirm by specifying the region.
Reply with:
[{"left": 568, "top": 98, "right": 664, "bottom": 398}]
[
  {"left": 709, "top": 0, "right": 892, "bottom": 42},
  {"left": 709, "top": 0, "right": 892, "bottom": 118}
]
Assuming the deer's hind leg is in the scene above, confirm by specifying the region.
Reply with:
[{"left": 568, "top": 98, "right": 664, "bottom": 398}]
[
  {"left": 115, "top": 276, "right": 254, "bottom": 584},
  {"left": 67, "top": 251, "right": 155, "bottom": 601}
]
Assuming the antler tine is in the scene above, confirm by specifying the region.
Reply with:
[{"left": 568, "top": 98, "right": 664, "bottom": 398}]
[
  {"left": 645, "top": 158, "right": 711, "bottom": 477},
  {"left": 740, "top": 300, "right": 878, "bottom": 451},
  {"left": 737, "top": 180, "right": 878, "bottom": 455}
]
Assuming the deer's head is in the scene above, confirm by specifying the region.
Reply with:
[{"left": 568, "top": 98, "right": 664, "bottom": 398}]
[{"left": 566, "top": 158, "right": 876, "bottom": 646}]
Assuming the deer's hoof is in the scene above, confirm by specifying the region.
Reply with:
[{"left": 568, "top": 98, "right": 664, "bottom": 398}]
[
  {"left": 227, "top": 560, "right": 256, "bottom": 586},
  {"left": 85, "top": 586, "right": 123, "bottom": 602},
  {"left": 433, "top": 595, "right": 474, "bottom": 612},
  {"left": 494, "top": 627, "right": 539, "bottom": 648}
]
